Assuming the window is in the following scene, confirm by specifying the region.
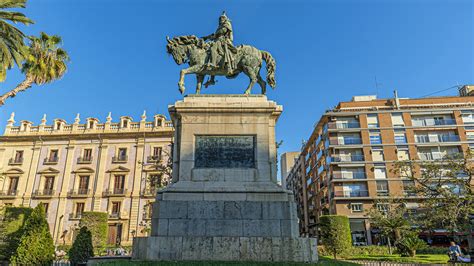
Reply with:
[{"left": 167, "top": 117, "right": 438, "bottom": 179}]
[
  {"left": 122, "top": 120, "right": 128, "bottom": 128},
  {"left": 376, "top": 203, "right": 389, "bottom": 213},
  {"left": 367, "top": 114, "right": 379, "bottom": 128},
  {"left": 44, "top": 176, "right": 55, "bottom": 193},
  {"left": 350, "top": 203, "right": 363, "bottom": 212},
  {"left": 461, "top": 110, "right": 474, "bottom": 124},
  {"left": 111, "top": 202, "right": 121, "bottom": 215},
  {"left": 56, "top": 122, "right": 62, "bottom": 130},
  {"left": 369, "top": 131, "right": 382, "bottom": 144},
  {"left": 374, "top": 165, "right": 387, "bottom": 179},
  {"left": 470, "top": 144, "right": 474, "bottom": 152},
  {"left": 113, "top": 175, "right": 125, "bottom": 194},
  {"left": 14, "top": 150, "right": 24, "bottom": 163},
  {"left": 376, "top": 181, "right": 389, "bottom": 196},
  {"left": 78, "top": 176, "right": 89, "bottom": 194},
  {"left": 146, "top": 202, "right": 153, "bottom": 219},
  {"left": 49, "top": 149, "right": 59, "bottom": 162},
  {"left": 76, "top": 202, "right": 85, "bottom": 215},
  {"left": 42, "top": 202, "right": 49, "bottom": 214},
  {"left": 88, "top": 121, "right": 94, "bottom": 129},
  {"left": 372, "top": 147, "right": 384, "bottom": 161},
  {"left": 153, "top": 147, "right": 162, "bottom": 160},
  {"left": 83, "top": 149, "right": 93, "bottom": 161},
  {"left": 8, "top": 177, "right": 19, "bottom": 193},
  {"left": 391, "top": 113, "right": 404, "bottom": 127},
  {"left": 402, "top": 180, "right": 416, "bottom": 196},
  {"left": 394, "top": 131, "right": 407, "bottom": 144},
  {"left": 118, "top": 148, "right": 127, "bottom": 160},
  {"left": 397, "top": 147, "right": 410, "bottom": 160},
  {"left": 466, "top": 132, "right": 474, "bottom": 140}
]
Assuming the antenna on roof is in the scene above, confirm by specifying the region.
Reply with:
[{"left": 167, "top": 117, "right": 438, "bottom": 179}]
[{"left": 374, "top": 76, "right": 382, "bottom": 96}]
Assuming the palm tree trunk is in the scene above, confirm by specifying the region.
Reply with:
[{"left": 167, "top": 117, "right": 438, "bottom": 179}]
[{"left": 0, "top": 75, "right": 35, "bottom": 106}]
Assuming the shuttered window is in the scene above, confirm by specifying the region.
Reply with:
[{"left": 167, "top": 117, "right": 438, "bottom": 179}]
[{"left": 391, "top": 113, "right": 404, "bottom": 127}]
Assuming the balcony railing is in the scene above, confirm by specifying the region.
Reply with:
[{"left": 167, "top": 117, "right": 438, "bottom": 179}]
[
  {"left": 69, "top": 213, "right": 83, "bottom": 220},
  {"left": 376, "top": 191, "right": 390, "bottom": 197},
  {"left": 329, "top": 137, "right": 362, "bottom": 145},
  {"left": 412, "top": 119, "right": 456, "bottom": 127},
  {"left": 44, "top": 157, "right": 59, "bottom": 164},
  {"left": 77, "top": 157, "right": 93, "bottom": 164},
  {"left": 147, "top": 155, "right": 162, "bottom": 163},
  {"left": 140, "top": 188, "right": 157, "bottom": 197},
  {"left": 0, "top": 190, "right": 18, "bottom": 197},
  {"left": 403, "top": 191, "right": 417, "bottom": 197},
  {"left": 112, "top": 155, "right": 128, "bottom": 163},
  {"left": 33, "top": 189, "right": 54, "bottom": 197},
  {"left": 143, "top": 211, "right": 152, "bottom": 220},
  {"left": 331, "top": 154, "right": 364, "bottom": 162},
  {"left": 109, "top": 212, "right": 128, "bottom": 219},
  {"left": 102, "top": 188, "right": 127, "bottom": 197},
  {"left": 67, "top": 189, "right": 90, "bottom": 197},
  {"left": 328, "top": 122, "right": 360, "bottom": 129},
  {"left": 415, "top": 135, "right": 460, "bottom": 143},
  {"left": 8, "top": 158, "right": 23, "bottom": 165},
  {"left": 332, "top": 172, "right": 366, "bottom": 179},
  {"left": 332, "top": 190, "right": 369, "bottom": 198}
]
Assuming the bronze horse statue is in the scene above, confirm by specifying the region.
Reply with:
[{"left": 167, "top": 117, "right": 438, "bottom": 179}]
[{"left": 166, "top": 35, "right": 276, "bottom": 95}]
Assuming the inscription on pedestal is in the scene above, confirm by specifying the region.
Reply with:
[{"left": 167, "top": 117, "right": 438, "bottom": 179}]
[{"left": 195, "top": 136, "right": 255, "bottom": 168}]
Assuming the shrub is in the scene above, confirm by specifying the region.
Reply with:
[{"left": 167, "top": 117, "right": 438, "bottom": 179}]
[
  {"left": 319, "top": 215, "right": 352, "bottom": 259},
  {"left": 10, "top": 204, "right": 55, "bottom": 265},
  {"left": 0, "top": 207, "right": 32, "bottom": 261},
  {"left": 398, "top": 234, "right": 428, "bottom": 257},
  {"left": 417, "top": 246, "right": 449, "bottom": 254},
  {"left": 69, "top": 227, "right": 94, "bottom": 265},
  {"left": 79, "top": 212, "right": 108, "bottom": 250},
  {"left": 348, "top": 245, "right": 391, "bottom": 256}
]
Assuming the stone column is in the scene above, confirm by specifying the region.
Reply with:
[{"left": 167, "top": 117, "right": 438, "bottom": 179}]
[
  {"left": 22, "top": 141, "right": 43, "bottom": 206},
  {"left": 92, "top": 141, "right": 109, "bottom": 211},
  {"left": 128, "top": 138, "right": 145, "bottom": 242}
]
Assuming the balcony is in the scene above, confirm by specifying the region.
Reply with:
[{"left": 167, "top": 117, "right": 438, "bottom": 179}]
[
  {"left": 403, "top": 191, "right": 418, "bottom": 197},
  {"left": 332, "top": 172, "right": 366, "bottom": 179},
  {"left": 44, "top": 157, "right": 59, "bottom": 165},
  {"left": 147, "top": 155, "right": 161, "bottom": 163},
  {"left": 69, "top": 213, "right": 83, "bottom": 220},
  {"left": 0, "top": 190, "right": 18, "bottom": 198},
  {"left": 140, "top": 188, "right": 157, "bottom": 197},
  {"left": 32, "top": 189, "right": 55, "bottom": 198},
  {"left": 332, "top": 190, "right": 369, "bottom": 198},
  {"left": 67, "top": 189, "right": 90, "bottom": 197},
  {"left": 412, "top": 119, "right": 456, "bottom": 127},
  {"left": 109, "top": 211, "right": 129, "bottom": 220},
  {"left": 112, "top": 155, "right": 128, "bottom": 163},
  {"left": 328, "top": 122, "right": 360, "bottom": 129},
  {"left": 102, "top": 188, "right": 127, "bottom": 197},
  {"left": 416, "top": 135, "right": 460, "bottom": 143},
  {"left": 8, "top": 158, "right": 23, "bottom": 165},
  {"left": 329, "top": 137, "right": 362, "bottom": 145},
  {"left": 331, "top": 154, "right": 364, "bottom": 162},
  {"left": 77, "top": 157, "right": 93, "bottom": 164},
  {"left": 376, "top": 191, "right": 390, "bottom": 197},
  {"left": 143, "top": 212, "right": 152, "bottom": 220}
]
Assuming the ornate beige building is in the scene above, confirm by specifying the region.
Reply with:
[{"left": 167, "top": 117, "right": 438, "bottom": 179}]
[{"left": 0, "top": 111, "right": 174, "bottom": 246}]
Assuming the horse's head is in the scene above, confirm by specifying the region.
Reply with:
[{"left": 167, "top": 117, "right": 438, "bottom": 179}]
[{"left": 166, "top": 35, "right": 202, "bottom": 65}]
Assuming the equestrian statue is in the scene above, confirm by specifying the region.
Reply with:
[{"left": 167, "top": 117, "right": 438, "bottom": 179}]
[{"left": 166, "top": 12, "right": 276, "bottom": 95}]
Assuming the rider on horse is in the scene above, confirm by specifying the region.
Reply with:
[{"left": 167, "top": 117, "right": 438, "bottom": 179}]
[{"left": 202, "top": 12, "right": 237, "bottom": 73}]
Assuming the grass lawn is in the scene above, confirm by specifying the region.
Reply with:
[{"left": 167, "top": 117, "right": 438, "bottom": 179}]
[
  {"left": 337, "top": 253, "right": 449, "bottom": 264},
  {"left": 97, "top": 257, "right": 360, "bottom": 266}
]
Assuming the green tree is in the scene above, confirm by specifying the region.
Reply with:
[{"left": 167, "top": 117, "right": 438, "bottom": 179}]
[
  {"left": 398, "top": 231, "right": 428, "bottom": 257},
  {"left": 79, "top": 212, "right": 108, "bottom": 250},
  {"left": 0, "top": 206, "right": 32, "bottom": 261},
  {"left": 367, "top": 199, "right": 412, "bottom": 254},
  {"left": 0, "top": 32, "right": 69, "bottom": 106},
  {"left": 69, "top": 226, "right": 94, "bottom": 265},
  {"left": 319, "top": 215, "right": 352, "bottom": 259},
  {"left": 0, "top": 0, "right": 34, "bottom": 81},
  {"left": 394, "top": 152, "right": 474, "bottom": 253},
  {"left": 10, "top": 204, "right": 54, "bottom": 265}
]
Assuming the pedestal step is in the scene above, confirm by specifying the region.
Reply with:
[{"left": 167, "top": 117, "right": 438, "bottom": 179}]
[{"left": 132, "top": 236, "right": 318, "bottom": 262}]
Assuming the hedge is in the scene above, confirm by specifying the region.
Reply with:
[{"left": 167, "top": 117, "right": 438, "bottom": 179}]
[
  {"left": 0, "top": 206, "right": 33, "bottom": 261},
  {"left": 79, "top": 212, "right": 108, "bottom": 249},
  {"left": 319, "top": 215, "right": 352, "bottom": 259},
  {"left": 69, "top": 226, "right": 94, "bottom": 265}
]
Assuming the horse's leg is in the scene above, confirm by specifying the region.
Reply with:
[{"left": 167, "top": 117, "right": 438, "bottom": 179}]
[
  {"left": 204, "top": 75, "right": 216, "bottom": 88},
  {"left": 196, "top": 74, "right": 204, "bottom": 94},
  {"left": 257, "top": 72, "right": 267, "bottom": 95},
  {"left": 243, "top": 67, "right": 258, "bottom": 95},
  {"left": 178, "top": 65, "right": 202, "bottom": 94}
]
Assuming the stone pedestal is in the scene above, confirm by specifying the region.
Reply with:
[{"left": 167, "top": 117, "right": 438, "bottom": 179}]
[{"left": 132, "top": 95, "right": 318, "bottom": 262}]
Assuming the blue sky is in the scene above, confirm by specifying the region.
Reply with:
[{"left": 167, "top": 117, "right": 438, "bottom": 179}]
[{"left": 1, "top": 0, "right": 472, "bottom": 158}]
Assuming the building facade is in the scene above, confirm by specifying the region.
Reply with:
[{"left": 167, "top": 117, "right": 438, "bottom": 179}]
[
  {"left": 0, "top": 112, "right": 174, "bottom": 246},
  {"left": 286, "top": 86, "right": 474, "bottom": 244},
  {"left": 280, "top": 151, "right": 299, "bottom": 189}
]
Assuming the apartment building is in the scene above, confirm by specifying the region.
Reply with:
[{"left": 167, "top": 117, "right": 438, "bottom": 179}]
[
  {"left": 285, "top": 85, "right": 474, "bottom": 244},
  {"left": 0, "top": 112, "right": 174, "bottom": 245},
  {"left": 280, "top": 151, "right": 300, "bottom": 188}
]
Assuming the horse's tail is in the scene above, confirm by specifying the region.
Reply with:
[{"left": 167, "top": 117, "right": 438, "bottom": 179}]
[{"left": 261, "top": 51, "right": 276, "bottom": 89}]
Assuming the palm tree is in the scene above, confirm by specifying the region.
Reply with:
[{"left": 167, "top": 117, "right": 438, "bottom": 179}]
[
  {"left": 0, "top": 32, "right": 69, "bottom": 106},
  {"left": 0, "top": 0, "right": 34, "bottom": 81}
]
